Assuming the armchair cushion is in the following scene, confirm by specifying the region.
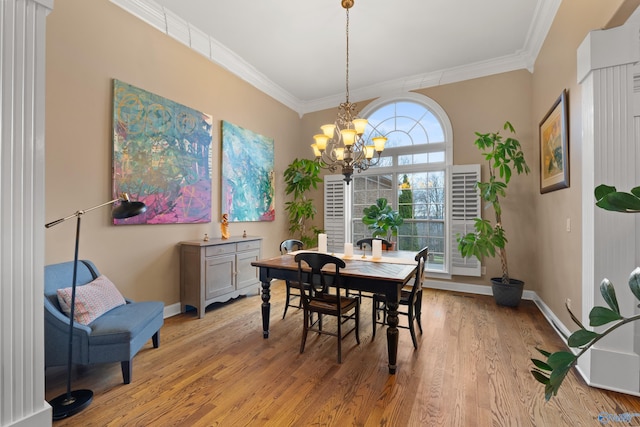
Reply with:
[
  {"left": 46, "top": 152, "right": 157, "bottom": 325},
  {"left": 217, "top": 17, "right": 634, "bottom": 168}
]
[{"left": 57, "top": 274, "right": 126, "bottom": 325}]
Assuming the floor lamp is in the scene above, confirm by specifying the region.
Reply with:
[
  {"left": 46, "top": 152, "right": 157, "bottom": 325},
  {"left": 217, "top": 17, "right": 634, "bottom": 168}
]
[{"left": 45, "top": 193, "right": 147, "bottom": 420}]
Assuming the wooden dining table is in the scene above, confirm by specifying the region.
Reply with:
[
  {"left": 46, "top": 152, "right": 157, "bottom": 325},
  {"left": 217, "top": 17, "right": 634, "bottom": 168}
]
[{"left": 251, "top": 250, "right": 418, "bottom": 374}]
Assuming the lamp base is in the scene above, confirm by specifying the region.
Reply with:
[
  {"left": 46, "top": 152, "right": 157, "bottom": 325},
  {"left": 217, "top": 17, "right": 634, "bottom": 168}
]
[{"left": 49, "top": 389, "right": 93, "bottom": 420}]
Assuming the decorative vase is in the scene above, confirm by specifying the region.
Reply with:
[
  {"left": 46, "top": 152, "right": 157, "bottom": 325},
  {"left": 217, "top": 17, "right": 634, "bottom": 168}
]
[{"left": 490, "top": 277, "right": 524, "bottom": 307}]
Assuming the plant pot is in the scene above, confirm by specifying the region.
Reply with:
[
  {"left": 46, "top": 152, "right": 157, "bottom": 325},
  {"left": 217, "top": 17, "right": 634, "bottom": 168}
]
[{"left": 490, "top": 277, "right": 524, "bottom": 307}]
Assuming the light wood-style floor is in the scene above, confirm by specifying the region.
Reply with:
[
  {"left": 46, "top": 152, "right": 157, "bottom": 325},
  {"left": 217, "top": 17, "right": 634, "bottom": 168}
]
[{"left": 46, "top": 283, "right": 640, "bottom": 426}]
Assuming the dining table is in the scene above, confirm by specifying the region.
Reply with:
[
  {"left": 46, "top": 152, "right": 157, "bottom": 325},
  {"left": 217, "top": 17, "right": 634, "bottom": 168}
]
[{"left": 251, "top": 249, "right": 418, "bottom": 374}]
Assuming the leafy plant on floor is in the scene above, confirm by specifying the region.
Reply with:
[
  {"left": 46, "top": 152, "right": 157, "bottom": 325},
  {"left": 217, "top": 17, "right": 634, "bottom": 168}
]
[
  {"left": 283, "top": 158, "right": 323, "bottom": 247},
  {"left": 456, "top": 121, "right": 530, "bottom": 285},
  {"left": 531, "top": 184, "right": 640, "bottom": 400}
]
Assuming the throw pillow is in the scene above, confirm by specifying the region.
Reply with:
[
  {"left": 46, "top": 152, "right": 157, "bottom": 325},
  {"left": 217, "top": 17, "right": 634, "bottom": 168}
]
[{"left": 57, "top": 274, "right": 126, "bottom": 325}]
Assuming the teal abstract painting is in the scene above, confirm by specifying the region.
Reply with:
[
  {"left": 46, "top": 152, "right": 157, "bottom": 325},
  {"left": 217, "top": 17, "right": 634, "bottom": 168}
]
[
  {"left": 112, "top": 80, "right": 213, "bottom": 224},
  {"left": 221, "top": 121, "right": 275, "bottom": 222}
]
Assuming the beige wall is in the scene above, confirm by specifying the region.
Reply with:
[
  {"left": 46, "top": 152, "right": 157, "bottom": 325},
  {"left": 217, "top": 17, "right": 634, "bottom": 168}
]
[
  {"left": 45, "top": 0, "right": 306, "bottom": 305},
  {"left": 532, "top": 0, "right": 624, "bottom": 327},
  {"left": 45, "top": 0, "right": 629, "bottom": 321},
  {"left": 418, "top": 71, "right": 536, "bottom": 287}
]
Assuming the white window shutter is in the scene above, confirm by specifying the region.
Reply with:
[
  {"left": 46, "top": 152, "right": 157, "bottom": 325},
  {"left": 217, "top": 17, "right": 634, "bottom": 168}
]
[
  {"left": 450, "top": 164, "right": 481, "bottom": 276},
  {"left": 324, "top": 174, "right": 350, "bottom": 251}
]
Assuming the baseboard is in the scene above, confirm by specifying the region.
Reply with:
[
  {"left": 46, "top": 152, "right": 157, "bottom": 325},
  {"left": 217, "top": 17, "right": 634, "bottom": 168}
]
[
  {"left": 163, "top": 302, "right": 181, "bottom": 318},
  {"left": 529, "top": 293, "right": 573, "bottom": 342},
  {"left": 424, "top": 279, "right": 493, "bottom": 296},
  {"left": 424, "top": 279, "right": 536, "bottom": 301},
  {"left": 524, "top": 290, "right": 640, "bottom": 397},
  {"left": 7, "top": 404, "right": 51, "bottom": 427}
]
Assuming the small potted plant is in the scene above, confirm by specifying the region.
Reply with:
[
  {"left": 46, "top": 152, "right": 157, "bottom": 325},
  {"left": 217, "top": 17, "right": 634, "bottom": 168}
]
[
  {"left": 362, "top": 198, "right": 404, "bottom": 247},
  {"left": 457, "top": 121, "right": 530, "bottom": 306}
]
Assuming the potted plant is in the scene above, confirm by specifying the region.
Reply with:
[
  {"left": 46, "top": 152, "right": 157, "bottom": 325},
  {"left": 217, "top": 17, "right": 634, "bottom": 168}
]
[
  {"left": 456, "top": 121, "right": 530, "bottom": 306},
  {"left": 283, "top": 158, "right": 323, "bottom": 248},
  {"left": 362, "top": 198, "right": 404, "bottom": 247},
  {"left": 532, "top": 184, "right": 640, "bottom": 400}
]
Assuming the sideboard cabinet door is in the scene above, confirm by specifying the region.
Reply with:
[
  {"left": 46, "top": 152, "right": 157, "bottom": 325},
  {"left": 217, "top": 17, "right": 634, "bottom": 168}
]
[{"left": 205, "top": 254, "right": 235, "bottom": 299}]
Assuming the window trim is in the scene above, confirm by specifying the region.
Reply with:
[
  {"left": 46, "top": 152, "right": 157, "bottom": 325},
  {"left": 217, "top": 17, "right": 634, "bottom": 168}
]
[
  {"left": 359, "top": 92, "right": 453, "bottom": 167},
  {"left": 353, "top": 93, "right": 455, "bottom": 276}
]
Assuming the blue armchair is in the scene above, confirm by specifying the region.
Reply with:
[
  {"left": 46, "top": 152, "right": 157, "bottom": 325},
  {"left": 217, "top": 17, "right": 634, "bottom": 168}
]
[{"left": 44, "top": 260, "right": 164, "bottom": 384}]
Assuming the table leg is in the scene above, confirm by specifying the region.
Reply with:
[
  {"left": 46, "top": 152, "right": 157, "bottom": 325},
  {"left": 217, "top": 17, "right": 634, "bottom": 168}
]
[
  {"left": 386, "top": 299, "right": 399, "bottom": 374},
  {"left": 261, "top": 280, "right": 271, "bottom": 338}
]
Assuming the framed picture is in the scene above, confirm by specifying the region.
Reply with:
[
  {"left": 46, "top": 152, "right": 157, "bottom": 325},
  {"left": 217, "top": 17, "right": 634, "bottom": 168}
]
[
  {"left": 112, "top": 79, "right": 213, "bottom": 224},
  {"left": 221, "top": 121, "right": 275, "bottom": 222},
  {"left": 539, "top": 89, "right": 569, "bottom": 193}
]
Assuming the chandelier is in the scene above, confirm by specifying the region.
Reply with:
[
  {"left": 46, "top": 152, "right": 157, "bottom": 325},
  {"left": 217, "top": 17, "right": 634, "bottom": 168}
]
[{"left": 310, "top": 0, "right": 386, "bottom": 184}]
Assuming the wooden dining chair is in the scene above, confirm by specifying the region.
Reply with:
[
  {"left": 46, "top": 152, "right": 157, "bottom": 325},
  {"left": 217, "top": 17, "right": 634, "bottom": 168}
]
[
  {"left": 372, "top": 246, "right": 428, "bottom": 349},
  {"left": 279, "top": 239, "right": 304, "bottom": 319},
  {"left": 295, "top": 252, "right": 360, "bottom": 363},
  {"left": 351, "top": 238, "right": 393, "bottom": 301},
  {"left": 356, "top": 238, "right": 392, "bottom": 253}
]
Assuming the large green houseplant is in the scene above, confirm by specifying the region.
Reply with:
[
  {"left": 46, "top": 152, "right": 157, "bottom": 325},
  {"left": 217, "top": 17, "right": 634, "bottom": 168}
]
[
  {"left": 362, "top": 198, "right": 404, "bottom": 244},
  {"left": 283, "top": 158, "right": 323, "bottom": 248},
  {"left": 532, "top": 184, "right": 640, "bottom": 400},
  {"left": 457, "top": 121, "right": 530, "bottom": 306}
]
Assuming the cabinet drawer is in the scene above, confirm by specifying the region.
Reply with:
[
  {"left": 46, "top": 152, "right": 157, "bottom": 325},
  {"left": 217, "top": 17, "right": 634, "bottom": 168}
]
[
  {"left": 205, "top": 243, "right": 236, "bottom": 256},
  {"left": 237, "top": 240, "right": 261, "bottom": 252}
]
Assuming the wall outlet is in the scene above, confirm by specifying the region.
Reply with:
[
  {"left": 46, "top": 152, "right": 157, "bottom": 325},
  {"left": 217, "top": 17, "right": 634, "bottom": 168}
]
[
  {"left": 566, "top": 217, "right": 571, "bottom": 232},
  {"left": 481, "top": 266, "right": 486, "bottom": 275}
]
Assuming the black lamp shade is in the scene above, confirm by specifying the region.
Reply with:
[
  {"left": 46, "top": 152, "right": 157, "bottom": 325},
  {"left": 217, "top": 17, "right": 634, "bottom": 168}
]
[{"left": 113, "top": 201, "right": 147, "bottom": 219}]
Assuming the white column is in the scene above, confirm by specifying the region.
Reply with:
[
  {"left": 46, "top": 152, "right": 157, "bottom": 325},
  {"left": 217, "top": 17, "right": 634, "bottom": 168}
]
[
  {"left": 1, "top": 0, "right": 53, "bottom": 425},
  {"left": 578, "top": 13, "right": 640, "bottom": 393}
]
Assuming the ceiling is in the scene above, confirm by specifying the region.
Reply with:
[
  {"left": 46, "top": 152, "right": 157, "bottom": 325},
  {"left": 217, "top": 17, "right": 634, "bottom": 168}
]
[{"left": 114, "top": 0, "right": 561, "bottom": 115}]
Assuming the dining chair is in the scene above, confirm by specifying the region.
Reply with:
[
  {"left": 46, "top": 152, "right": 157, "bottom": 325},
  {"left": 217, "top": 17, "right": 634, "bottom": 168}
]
[
  {"left": 356, "top": 238, "right": 392, "bottom": 253},
  {"left": 295, "top": 252, "right": 360, "bottom": 363},
  {"left": 279, "top": 239, "right": 305, "bottom": 319},
  {"left": 351, "top": 238, "right": 393, "bottom": 301},
  {"left": 372, "top": 246, "right": 428, "bottom": 349}
]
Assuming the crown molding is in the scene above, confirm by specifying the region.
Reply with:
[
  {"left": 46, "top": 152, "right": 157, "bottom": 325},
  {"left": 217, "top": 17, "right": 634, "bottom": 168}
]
[{"left": 111, "top": 0, "right": 558, "bottom": 117}]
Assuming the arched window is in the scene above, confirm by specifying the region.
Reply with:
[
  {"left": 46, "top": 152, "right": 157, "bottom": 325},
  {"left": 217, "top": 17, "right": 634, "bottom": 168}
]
[{"left": 351, "top": 93, "right": 453, "bottom": 273}]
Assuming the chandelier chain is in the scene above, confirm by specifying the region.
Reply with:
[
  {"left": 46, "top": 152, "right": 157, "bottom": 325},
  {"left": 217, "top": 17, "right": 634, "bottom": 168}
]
[{"left": 345, "top": 7, "right": 350, "bottom": 104}]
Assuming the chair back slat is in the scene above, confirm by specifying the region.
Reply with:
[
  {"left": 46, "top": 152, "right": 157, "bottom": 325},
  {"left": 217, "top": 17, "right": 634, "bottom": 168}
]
[
  {"left": 280, "top": 239, "right": 304, "bottom": 254},
  {"left": 294, "top": 252, "right": 345, "bottom": 302},
  {"left": 356, "top": 238, "right": 392, "bottom": 251}
]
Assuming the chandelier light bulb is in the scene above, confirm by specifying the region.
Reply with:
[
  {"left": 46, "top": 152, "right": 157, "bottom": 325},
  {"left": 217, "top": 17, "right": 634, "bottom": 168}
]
[
  {"left": 321, "top": 124, "right": 336, "bottom": 138},
  {"left": 352, "top": 118, "right": 368, "bottom": 135},
  {"left": 373, "top": 136, "right": 387, "bottom": 152},
  {"left": 311, "top": 143, "right": 322, "bottom": 157},
  {"left": 340, "top": 129, "right": 357, "bottom": 146},
  {"left": 364, "top": 145, "right": 375, "bottom": 159},
  {"left": 313, "top": 134, "right": 330, "bottom": 151}
]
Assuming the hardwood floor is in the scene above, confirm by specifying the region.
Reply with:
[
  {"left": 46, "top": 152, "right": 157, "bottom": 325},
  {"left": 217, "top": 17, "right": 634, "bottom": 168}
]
[{"left": 46, "top": 284, "right": 640, "bottom": 426}]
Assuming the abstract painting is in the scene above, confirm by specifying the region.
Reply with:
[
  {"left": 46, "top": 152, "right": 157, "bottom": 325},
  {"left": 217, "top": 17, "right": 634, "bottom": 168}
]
[
  {"left": 112, "top": 79, "right": 213, "bottom": 224},
  {"left": 221, "top": 121, "right": 275, "bottom": 222}
]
